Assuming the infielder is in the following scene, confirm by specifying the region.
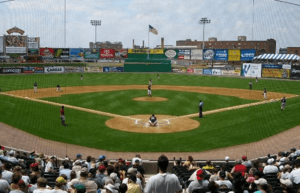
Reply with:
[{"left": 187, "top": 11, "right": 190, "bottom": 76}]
[
  {"left": 249, "top": 82, "right": 253, "bottom": 90},
  {"left": 281, "top": 97, "right": 286, "bottom": 111},
  {"left": 34, "top": 82, "right": 37, "bottom": 93},
  {"left": 60, "top": 106, "right": 67, "bottom": 126},
  {"left": 263, "top": 88, "right": 267, "bottom": 100},
  {"left": 149, "top": 114, "right": 157, "bottom": 126},
  {"left": 56, "top": 84, "right": 61, "bottom": 92},
  {"left": 157, "top": 74, "right": 160, "bottom": 80},
  {"left": 149, "top": 79, "right": 152, "bottom": 86},
  {"left": 148, "top": 85, "right": 152, "bottom": 97},
  {"left": 81, "top": 74, "right": 83, "bottom": 81},
  {"left": 199, "top": 100, "right": 204, "bottom": 118}
]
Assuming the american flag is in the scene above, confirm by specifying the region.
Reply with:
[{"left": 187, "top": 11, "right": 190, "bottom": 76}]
[{"left": 149, "top": 25, "right": 158, "bottom": 35}]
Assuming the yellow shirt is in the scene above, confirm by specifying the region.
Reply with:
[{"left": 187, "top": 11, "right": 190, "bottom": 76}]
[
  {"left": 202, "top": 165, "right": 214, "bottom": 170},
  {"left": 127, "top": 183, "right": 142, "bottom": 193}
]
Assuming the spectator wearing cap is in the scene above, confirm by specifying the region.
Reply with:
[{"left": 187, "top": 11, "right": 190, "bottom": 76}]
[
  {"left": 202, "top": 160, "right": 214, "bottom": 171},
  {"left": 280, "top": 179, "right": 294, "bottom": 193},
  {"left": 2, "top": 163, "right": 13, "bottom": 183},
  {"left": 104, "top": 183, "right": 118, "bottom": 193},
  {"left": 122, "top": 168, "right": 142, "bottom": 188},
  {"left": 10, "top": 180, "right": 27, "bottom": 193},
  {"left": 11, "top": 173, "right": 22, "bottom": 191},
  {"left": 33, "top": 178, "right": 52, "bottom": 193},
  {"left": 52, "top": 177, "right": 67, "bottom": 193},
  {"left": 132, "top": 154, "right": 142, "bottom": 166},
  {"left": 44, "top": 156, "right": 55, "bottom": 173},
  {"left": 127, "top": 174, "right": 142, "bottom": 193},
  {"left": 96, "top": 155, "right": 106, "bottom": 168},
  {"left": 231, "top": 160, "right": 247, "bottom": 176},
  {"left": 0, "top": 169, "right": 11, "bottom": 193},
  {"left": 288, "top": 148, "right": 298, "bottom": 159},
  {"left": 254, "top": 178, "right": 271, "bottom": 193},
  {"left": 72, "top": 160, "right": 82, "bottom": 179},
  {"left": 95, "top": 165, "right": 107, "bottom": 188},
  {"left": 263, "top": 158, "right": 278, "bottom": 174},
  {"left": 215, "top": 171, "right": 232, "bottom": 189},
  {"left": 109, "top": 173, "right": 120, "bottom": 190},
  {"left": 145, "top": 155, "right": 182, "bottom": 193},
  {"left": 280, "top": 165, "right": 291, "bottom": 180},
  {"left": 69, "top": 167, "right": 97, "bottom": 193},
  {"left": 1, "top": 150, "right": 8, "bottom": 160},
  {"left": 133, "top": 159, "right": 145, "bottom": 176},
  {"left": 242, "top": 155, "right": 252, "bottom": 168},
  {"left": 30, "top": 163, "right": 41, "bottom": 178},
  {"left": 59, "top": 162, "right": 72, "bottom": 180},
  {"left": 187, "top": 169, "right": 209, "bottom": 193},
  {"left": 7, "top": 150, "right": 18, "bottom": 163},
  {"left": 85, "top": 156, "right": 92, "bottom": 171},
  {"left": 73, "top": 183, "right": 86, "bottom": 193},
  {"left": 119, "top": 165, "right": 127, "bottom": 182},
  {"left": 217, "top": 165, "right": 233, "bottom": 180},
  {"left": 222, "top": 156, "right": 231, "bottom": 172},
  {"left": 102, "top": 166, "right": 121, "bottom": 187}
]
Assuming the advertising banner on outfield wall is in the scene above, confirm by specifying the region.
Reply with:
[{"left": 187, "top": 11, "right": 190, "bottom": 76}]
[
  {"left": 40, "top": 48, "right": 55, "bottom": 58},
  {"left": 241, "top": 49, "right": 255, "bottom": 61},
  {"left": 187, "top": 68, "right": 194, "bottom": 73},
  {"left": 262, "top": 68, "right": 290, "bottom": 78},
  {"left": 6, "top": 47, "right": 26, "bottom": 54},
  {"left": 214, "top": 49, "right": 228, "bottom": 61},
  {"left": 64, "top": 66, "right": 84, "bottom": 73},
  {"left": 103, "top": 67, "right": 124, "bottom": 72},
  {"left": 165, "top": 50, "right": 177, "bottom": 59},
  {"left": 282, "top": 64, "right": 291, "bottom": 70},
  {"left": 34, "top": 67, "right": 44, "bottom": 73},
  {"left": 128, "top": 49, "right": 164, "bottom": 54},
  {"left": 84, "top": 67, "right": 103, "bottom": 72},
  {"left": 242, "top": 63, "right": 262, "bottom": 77},
  {"left": 178, "top": 49, "right": 191, "bottom": 60},
  {"left": 228, "top": 50, "right": 241, "bottom": 61},
  {"left": 27, "top": 37, "right": 39, "bottom": 49},
  {"left": 203, "top": 49, "right": 215, "bottom": 60},
  {"left": 28, "top": 49, "right": 39, "bottom": 56},
  {"left": 84, "top": 48, "right": 99, "bottom": 59},
  {"left": 23, "top": 67, "right": 35, "bottom": 74},
  {"left": 70, "top": 48, "right": 84, "bottom": 59},
  {"left": 0, "top": 36, "right": 3, "bottom": 53},
  {"left": 191, "top": 49, "right": 203, "bottom": 60},
  {"left": 262, "top": 64, "right": 282, "bottom": 69},
  {"left": 172, "top": 67, "right": 186, "bottom": 73},
  {"left": 115, "top": 49, "right": 128, "bottom": 59},
  {"left": 291, "top": 66, "right": 300, "bottom": 79},
  {"left": 54, "top": 49, "right": 69, "bottom": 58},
  {"left": 203, "top": 69, "right": 212, "bottom": 75},
  {"left": 44, "top": 66, "right": 64, "bottom": 73},
  {"left": 100, "top": 49, "right": 115, "bottom": 58},
  {"left": 212, "top": 69, "right": 222, "bottom": 75},
  {"left": 221, "top": 70, "right": 241, "bottom": 76},
  {"left": 1, "top": 68, "right": 23, "bottom": 74},
  {"left": 194, "top": 69, "right": 203, "bottom": 74}
]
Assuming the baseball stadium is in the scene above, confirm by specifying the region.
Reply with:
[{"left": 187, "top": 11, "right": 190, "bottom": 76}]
[{"left": 1, "top": 1, "right": 300, "bottom": 193}]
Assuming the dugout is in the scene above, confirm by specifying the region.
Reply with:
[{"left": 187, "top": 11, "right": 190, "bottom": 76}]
[{"left": 124, "top": 59, "right": 172, "bottom": 72}]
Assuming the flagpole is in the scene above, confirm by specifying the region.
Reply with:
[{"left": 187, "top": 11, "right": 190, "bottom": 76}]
[{"left": 147, "top": 24, "right": 149, "bottom": 59}]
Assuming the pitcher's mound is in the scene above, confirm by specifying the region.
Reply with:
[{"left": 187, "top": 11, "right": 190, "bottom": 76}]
[
  {"left": 132, "top": 97, "right": 168, "bottom": 102},
  {"left": 105, "top": 115, "right": 200, "bottom": 133}
]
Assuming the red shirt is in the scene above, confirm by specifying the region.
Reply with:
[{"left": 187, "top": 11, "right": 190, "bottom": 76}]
[
  {"left": 234, "top": 164, "right": 247, "bottom": 176},
  {"left": 60, "top": 109, "right": 64, "bottom": 115}
]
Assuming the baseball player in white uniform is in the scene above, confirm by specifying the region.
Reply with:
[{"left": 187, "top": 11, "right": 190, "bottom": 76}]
[
  {"left": 263, "top": 88, "right": 267, "bottom": 100},
  {"left": 34, "top": 82, "right": 37, "bottom": 93},
  {"left": 148, "top": 85, "right": 152, "bottom": 97}
]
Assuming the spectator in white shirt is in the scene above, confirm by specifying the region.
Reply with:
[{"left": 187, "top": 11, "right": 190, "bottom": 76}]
[
  {"left": 1, "top": 163, "right": 13, "bottom": 183},
  {"left": 44, "top": 157, "right": 55, "bottom": 173},
  {"left": 263, "top": 158, "right": 278, "bottom": 174},
  {"left": 59, "top": 162, "right": 72, "bottom": 180},
  {"left": 215, "top": 171, "right": 232, "bottom": 189},
  {"left": 145, "top": 155, "right": 182, "bottom": 193},
  {"left": 187, "top": 169, "right": 209, "bottom": 193},
  {"left": 0, "top": 169, "right": 11, "bottom": 193},
  {"left": 132, "top": 154, "right": 143, "bottom": 166},
  {"left": 289, "top": 161, "right": 300, "bottom": 185},
  {"left": 7, "top": 150, "right": 18, "bottom": 163}
]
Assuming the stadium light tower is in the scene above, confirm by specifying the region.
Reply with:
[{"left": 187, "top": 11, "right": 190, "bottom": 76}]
[
  {"left": 90, "top": 20, "right": 101, "bottom": 48},
  {"left": 199, "top": 18, "right": 211, "bottom": 49}
]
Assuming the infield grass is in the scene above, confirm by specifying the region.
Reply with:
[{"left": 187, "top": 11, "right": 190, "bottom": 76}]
[
  {"left": 1, "top": 94, "right": 300, "bottom": 152},
  {"left": 1, "top": 73, "right": 300, "bottom": 94},
  {"left": 43, "top": 90, "right": 258, "bottom": 116}
]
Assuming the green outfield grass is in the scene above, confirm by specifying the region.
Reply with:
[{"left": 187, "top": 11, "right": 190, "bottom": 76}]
[
  {"left": 43, "top": 90, "right": 257, "bottom": 116},
  {"left": 1, "top": 73, "right": 300, "bottom": 94},
  {"left": 1, "top": 94, "right": 300, "bottom": 152}
]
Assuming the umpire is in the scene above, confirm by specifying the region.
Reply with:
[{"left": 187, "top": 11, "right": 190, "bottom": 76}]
[{"left": 199, "top": 100, "right": 204, "bottom": 118}]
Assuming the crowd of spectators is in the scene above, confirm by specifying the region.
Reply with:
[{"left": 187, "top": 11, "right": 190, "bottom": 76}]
[{"left": 1, "top": 144, "right": 300, "bottom": 193}]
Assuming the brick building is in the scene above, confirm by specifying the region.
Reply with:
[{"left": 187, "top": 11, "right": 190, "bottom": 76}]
[
  {"left": 176, "top": 36, "right": 276, "bottom": 55},
  {"left": 89, "top": 41, "right": 123, "bottom": 49},
  {"left": 287, "top": 47, "right": 300, "bottom": 55}
]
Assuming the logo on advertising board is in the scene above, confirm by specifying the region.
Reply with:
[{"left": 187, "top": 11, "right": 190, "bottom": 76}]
[
  {"left": 241, "top": 50, "right": 255, "bottom": 61},
  {"left": 115, "top": 50, "right": 128, "bottom": 59},
  {"left": 262, "top": 64, "right": 282, "bottom": 69},
  {"left": 70, "top": 49, "right": 84, "bottom": 58},
  {"left": 6, "top": 27, "right": 25, "bottom": 35},
  {"left": 2, "top": 68, "right": 22, "bottom": 73},
  {"left": 292, "top": 68, "right": 300, "bottom": 74},
  {"left": 55, "top": 49, "right": 69, "bottom": 58},
  {"left": 23, "top": 67, "right": 35, "bottom": 74},
  {"left": 6, "top": 47, "right": 26, "bottom": 54},
  {"left": 100, "top": 49, "right": 115, "bottom": 58},
  {"left": 203, "top": 50, "right": 215, "bottom": 60},
  {"left": 203, "top": 69, "right": 212, "bottom": 75},
  {"left": 34, "top": 67, "right": 43, "bottom": 73},
  {"left": 103, "top": 67, "right": 124, "bottom": 72},
  {"left": 194, "top": 68, "right": 203, "bottom": 74},
  {"left": 228, "top": 50, "right": 241, "bottom": 61},
  {"left": 187, "top": 68, "right": 194, "bottom": 73},
  {"left": 282, "top": 64, "right": 291, "bottom": 70},
  {"left": 214, "top": 49, "right": 228, "bottom": 61},
  {"left": 44, "top": 66, "right": 64, "bottom": 73},
  {"left": 212, "top": 69, "right": 221, "bottom": 75},
  {"left": 165, "top": 50, "right": 177, "bottom": 58},
  {"left": 242, "top": 63, "right": 262, "bottom": 77},
  {"left": 191, "top": 49, "right": 203, "bottom": 60},
  {"left": 40, "top": 48, "right": 54, "bottom": 58}
]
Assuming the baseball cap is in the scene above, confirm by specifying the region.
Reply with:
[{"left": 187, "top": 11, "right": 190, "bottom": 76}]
[
  {"left": 196, "top": 169, "right": 204, "bottom": 181},
  {"left": 254, "top": 178, "right": 268, "bottom": 185},
  {"left": 279, "top": 165, "right": 284, "bottom": 171},
  {"left": 220, "top": 171, "right": 226, "bottom": 178},
  {"left": 127, "top": 167, "right": 137, "bottom": 174},
  {"left": 99, "top": 165, "right": 106, "bottom": 171},
  {"left": 280, "top": 179, "right": 293, "bottom": 187},
  {"left": 242, "top": 155, "right": 247, "bottom": 160},
  {"left": 30, "top": 163, "right": 39, "bottom": 168},
  {"left": 291, "top": 148, "right": 296, "bottom": 152},
  {"left": 76, "top": 154, "right": 82, "bottom": 158},
  {"left": 104, "top": 184, "right": 118, "bottom": 193},
  {"left": 267, "top": 158, "right": 274, "bottom": 164},
  {"left": 98, "top": 154, "right": 106, "bottom": 160},
  {"left": 80, "top": 167, "right": 88, "bottom": 174},
  {"left": 9, "top": 150, "right": 15, "bottom": 155},
  {"left": 225, "top": 156, "right": 230, "bottom": 161},
  {"left": 56, "top": 177, "right": 66, "bottom": 184},
  {"left": 110, "top": 173, "right": 118, "bottom": 181},
  {"left": 74, "top": 183, "right": 86, "bottom": 193}
]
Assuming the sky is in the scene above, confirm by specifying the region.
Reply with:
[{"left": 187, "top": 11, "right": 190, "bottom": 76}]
[{"left": 0, "top": 0, "right": 300, "bottom": 52}]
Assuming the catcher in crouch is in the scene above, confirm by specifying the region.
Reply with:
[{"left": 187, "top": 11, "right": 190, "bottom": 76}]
[{"left": 149, "top": 114, "right": 158, "bottom": 126}]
